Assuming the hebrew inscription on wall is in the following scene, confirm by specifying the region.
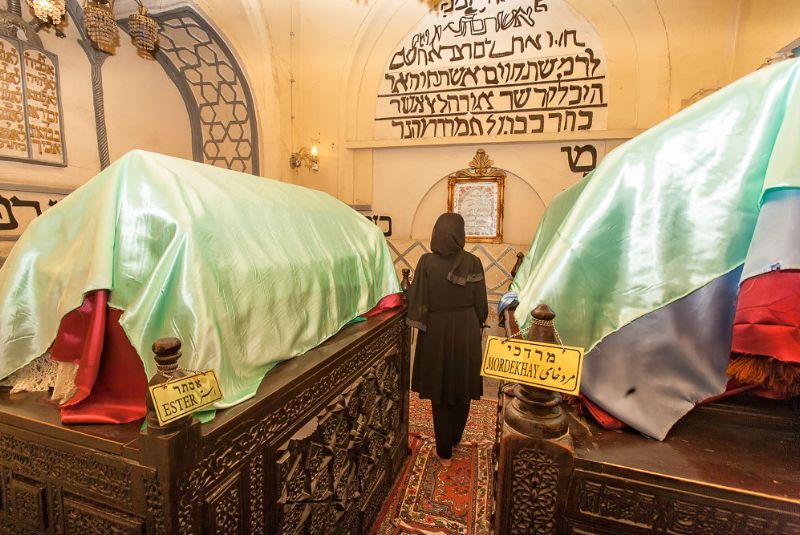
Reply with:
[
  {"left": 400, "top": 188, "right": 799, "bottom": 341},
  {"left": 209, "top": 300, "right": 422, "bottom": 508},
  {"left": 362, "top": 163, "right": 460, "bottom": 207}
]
[
  {"left": 0, "top": 36, "right": 65, "bottom": 165},
  {"left": 376, "top": 0, "right": 608, "bottom": 140},
  {"left": 0, "top": 187, "right": 66, "bottom": 259}
]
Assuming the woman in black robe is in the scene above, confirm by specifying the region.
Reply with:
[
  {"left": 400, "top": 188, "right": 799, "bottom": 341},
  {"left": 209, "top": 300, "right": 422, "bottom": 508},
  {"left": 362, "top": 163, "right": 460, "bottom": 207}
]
[{"left": 406, "top": 213, "right": 488, "bottom": 465}]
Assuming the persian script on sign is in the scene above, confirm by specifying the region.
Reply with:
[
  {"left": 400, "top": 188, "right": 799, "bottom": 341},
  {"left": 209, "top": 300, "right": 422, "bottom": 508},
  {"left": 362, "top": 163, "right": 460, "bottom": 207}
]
[
  {"left": 149, "top": 371, "right": 223, "bottom": 426},
  {"left": 481, "top": 336, "right": 584, "bottom": 395}
]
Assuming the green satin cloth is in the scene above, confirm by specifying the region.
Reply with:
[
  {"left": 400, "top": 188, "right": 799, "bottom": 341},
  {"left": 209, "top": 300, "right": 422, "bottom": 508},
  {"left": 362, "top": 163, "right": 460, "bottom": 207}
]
[
  {"left": 0, "top": 150, "right": 400, "bottom": 407},
  {"left": 512, "top": 58, "right": 800, "bottom": 352}
]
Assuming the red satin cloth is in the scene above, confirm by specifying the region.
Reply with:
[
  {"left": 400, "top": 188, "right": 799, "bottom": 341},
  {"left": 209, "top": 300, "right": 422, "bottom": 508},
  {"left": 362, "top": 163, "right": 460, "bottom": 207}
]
[
  {"left": 48, "top": 291, "right": 403, "bottom": 425},
  {"left": 50, "top": 290, "right": 148, "bottom": 424},
  {"left": 363, "top": 293, "right": 403, "bottom": 317},
  {"left": 732, "top": 270, "right": 800, "bottom": 363}
]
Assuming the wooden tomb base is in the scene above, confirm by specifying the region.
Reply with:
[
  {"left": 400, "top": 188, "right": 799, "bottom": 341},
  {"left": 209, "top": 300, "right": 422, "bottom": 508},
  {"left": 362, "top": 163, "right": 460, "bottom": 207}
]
[
  {"left": 0, "top": 308, "right": 410, "bottom": 534},
  {"left": 494, "top": 305, "right": 800, "bottom": 535},
  {"left": 495, "top": 387, "right": 799, "bottom": 534}
]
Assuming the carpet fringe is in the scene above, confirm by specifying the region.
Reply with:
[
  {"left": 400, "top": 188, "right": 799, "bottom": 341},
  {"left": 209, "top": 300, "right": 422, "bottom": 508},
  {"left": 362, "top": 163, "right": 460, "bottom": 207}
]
[{"left": 728, "top": 353, "right": 800, "bottom": 396}]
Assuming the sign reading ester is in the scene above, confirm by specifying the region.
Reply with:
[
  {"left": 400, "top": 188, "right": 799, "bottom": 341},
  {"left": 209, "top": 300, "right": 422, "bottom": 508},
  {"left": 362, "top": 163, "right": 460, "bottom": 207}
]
[
  {"left": 481, "top": 335, "right": 584, "bottom": 395},
  {"left": 149, "top": 371, "right": 223, "bottom": 426}
]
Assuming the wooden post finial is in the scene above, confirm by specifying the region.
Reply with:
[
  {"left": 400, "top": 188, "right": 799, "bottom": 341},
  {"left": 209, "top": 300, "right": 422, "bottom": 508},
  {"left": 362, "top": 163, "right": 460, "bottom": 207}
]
[
  {"left": 504, "top": 303, "right": 569, "bottom": 439},
  {"left": 510, "top": 252, "right": 525, "bottom": 279},
  {"left": 401, "top": 268, "right": 412, "bottom": 294},
  {"left": 145, "top": 337, "right": 190, "bottom": 434},
  {"left": 152, "top": 337, "right": 181, "bottom": 367},
  {"left": 532, "top": 303, "right": 555, "bottom": 321}
]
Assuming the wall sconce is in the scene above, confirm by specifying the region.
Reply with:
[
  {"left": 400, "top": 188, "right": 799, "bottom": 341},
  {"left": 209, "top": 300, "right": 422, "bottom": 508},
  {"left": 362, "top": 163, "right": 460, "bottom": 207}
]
[{"left": 289, "top": 145, "right": 319, "bottom": 171}]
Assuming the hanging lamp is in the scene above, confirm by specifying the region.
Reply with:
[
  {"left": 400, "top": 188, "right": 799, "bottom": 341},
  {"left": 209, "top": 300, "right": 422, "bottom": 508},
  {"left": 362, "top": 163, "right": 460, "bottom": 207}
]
[
  {"left": 128, "top": 0, "right": 158, "bottom": 52},
  {"left": 84, "top": 0, "right": 119, "bottom": 54},
  {"left": 25, "top": 0, "right": 66, "bottom": 24}
]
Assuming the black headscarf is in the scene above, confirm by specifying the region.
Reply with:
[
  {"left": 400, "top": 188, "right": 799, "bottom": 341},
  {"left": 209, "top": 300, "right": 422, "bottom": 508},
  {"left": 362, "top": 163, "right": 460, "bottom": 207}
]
[
  {"left": 406, "top": 213, "right": 484, "bottom": 332},
  {"left": 430, "top": 213, "right": 483, "bottom": 286}
]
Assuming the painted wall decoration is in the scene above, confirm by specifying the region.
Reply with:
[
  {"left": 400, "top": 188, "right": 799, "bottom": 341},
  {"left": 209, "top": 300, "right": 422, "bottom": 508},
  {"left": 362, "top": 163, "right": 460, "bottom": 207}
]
[
  {"left": 367, "top": 214, "right": 393, "bottom": 237},
  {"left": 375, "top": 0, "right": 608, "bottom": 140},
  {"left": 121, "top": 7, "right": 260, "bottom": 174},
  {"left": 0, "top": 35, "right": 65, "bottom": 165}
]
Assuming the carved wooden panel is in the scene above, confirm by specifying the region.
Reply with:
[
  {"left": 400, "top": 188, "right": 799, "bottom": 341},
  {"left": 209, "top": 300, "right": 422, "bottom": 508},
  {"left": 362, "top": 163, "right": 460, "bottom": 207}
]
[
  {"left": 276, "top": 349, "right": 404, "bottom": 534},
  {"left": 143, "top": 477, "right": 165, "bottom": 534},
  {"left": 62, "top": 496, "right": 145, "bottom": 534},
  {"left": 568, "top": 471, "right": 800, "bottom": 534},
  {"left": 360, "top": 468, "right": 389, "bottom": 534},
  {"left": 0, "top": 465, "right": 7, "bottom": 521},
  {"left": 248, "top": 454, "right": 265, "bottom": 535},
  {"left": 573, "top": 477, "right": 656, "bottom": 529},
  {"left": 0, "top": 431, "right": 133, "bottom": 506},
  {"left": 51, "top": 485, "right": 65, "bottom": 535},
  {"left": 176, "top": 318, "right": 408, "bottom": 533},
  {"left": 509, "top": 447, "right": 560, "bottom": 535},
  {"left": 0, "top": 312, "right": 409, "bottom": 534},
  {"left": 10, "top": 477, "right": 47, "bottom": 530},
  {"left": 205, "top": 472, "right": 244, "bottom": 535}
]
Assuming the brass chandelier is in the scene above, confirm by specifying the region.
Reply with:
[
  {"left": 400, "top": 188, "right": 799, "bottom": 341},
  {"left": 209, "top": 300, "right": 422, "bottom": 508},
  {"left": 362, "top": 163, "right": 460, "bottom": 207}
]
[
  {"left": 128, "top": 0, "right": 159, "bottom": 52},
  {"left": 84, "top": 0, "right": 119, "bottom": 53},
  {"left": 25, "top": 0, "right": 66, "bottom": 24}
]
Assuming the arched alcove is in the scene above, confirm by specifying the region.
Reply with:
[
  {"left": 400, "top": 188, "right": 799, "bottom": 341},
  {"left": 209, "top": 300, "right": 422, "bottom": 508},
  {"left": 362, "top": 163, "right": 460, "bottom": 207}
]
[{"left": 338, "top": 0, "right": 671, "bottom": 237}]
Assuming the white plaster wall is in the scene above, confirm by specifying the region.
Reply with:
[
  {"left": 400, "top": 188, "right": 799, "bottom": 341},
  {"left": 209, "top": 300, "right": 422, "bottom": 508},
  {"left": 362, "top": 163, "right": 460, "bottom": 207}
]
[
  {"left": 104, "top": 35, "right": 192, "bottom": 162},
  {"left": 731, "top": 0, "right": 800, "bottom": 79},
  {"left": 0, "top": 9, "right": 193, "bottom": 190},
  {"left": 373, "top": 140, "right": 610, "bottom": 245},
  {"left": 5, "top": 0, "right": 798, "bottom": 235}
]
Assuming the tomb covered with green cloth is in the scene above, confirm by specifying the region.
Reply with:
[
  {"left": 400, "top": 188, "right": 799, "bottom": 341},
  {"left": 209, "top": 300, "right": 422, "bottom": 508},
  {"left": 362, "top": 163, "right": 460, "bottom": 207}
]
[{"left": 0, "top": 149, "right": 401, "bottom": 412}]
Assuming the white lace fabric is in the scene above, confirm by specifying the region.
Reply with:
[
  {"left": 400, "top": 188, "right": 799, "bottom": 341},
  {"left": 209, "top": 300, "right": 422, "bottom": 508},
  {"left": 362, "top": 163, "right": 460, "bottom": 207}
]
[{"left": 0, "top": 355, "right": 79, "bottom": 404}]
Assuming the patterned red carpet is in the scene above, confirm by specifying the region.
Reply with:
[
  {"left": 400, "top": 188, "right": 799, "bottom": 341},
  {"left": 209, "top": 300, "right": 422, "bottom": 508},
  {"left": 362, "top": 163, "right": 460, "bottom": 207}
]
[{"left": 371, "top": 393, "right": 496, "bottom": 535}]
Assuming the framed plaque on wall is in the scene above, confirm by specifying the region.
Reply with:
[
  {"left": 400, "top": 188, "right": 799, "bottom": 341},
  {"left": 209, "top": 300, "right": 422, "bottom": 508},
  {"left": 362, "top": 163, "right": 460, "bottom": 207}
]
[
  {"left": 447, "top": 149, "right": 505, "bottom": 243},
  {"left": 0, "top": 35, "right": 66, "bottom": 166}
]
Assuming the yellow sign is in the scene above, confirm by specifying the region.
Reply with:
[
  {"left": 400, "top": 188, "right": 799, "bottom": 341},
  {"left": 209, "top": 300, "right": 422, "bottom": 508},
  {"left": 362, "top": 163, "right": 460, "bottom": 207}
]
[
  {"left": 481, "top": 336, "right": 584, "bottom": 395},
  {"left": 149, "top": 371, "right": 223, "bottom": 426}
]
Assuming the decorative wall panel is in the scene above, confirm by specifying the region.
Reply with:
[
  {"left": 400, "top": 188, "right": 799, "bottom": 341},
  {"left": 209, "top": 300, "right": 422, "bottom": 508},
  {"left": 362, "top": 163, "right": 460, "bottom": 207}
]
[
  {"left": 276, "top": 349, "right": 403, "bottom": 534},
  {"left": 0, "top": 35, "right": 66, "bottom": 165},
  {"left": 388, "top": 238, "right": 523, "bottom": 310},
  {"left": 121, "top": 7, "right": 260, "bottom": 175}
]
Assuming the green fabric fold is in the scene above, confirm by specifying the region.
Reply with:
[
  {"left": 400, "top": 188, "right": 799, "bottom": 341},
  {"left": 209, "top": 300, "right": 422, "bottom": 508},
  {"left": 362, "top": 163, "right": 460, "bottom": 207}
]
[
  {"left": 512, "top": 58, "right": 800, "bottom": 353},
  {"left": 0, "top": 150, "right": 400, "bottom": 408}
]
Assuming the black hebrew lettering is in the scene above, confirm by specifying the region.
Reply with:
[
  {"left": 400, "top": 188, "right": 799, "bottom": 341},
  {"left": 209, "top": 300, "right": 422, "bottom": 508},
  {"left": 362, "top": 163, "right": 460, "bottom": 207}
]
[
  {"left": 577, "top": 109, "right": 593, "bottom": 130},
  {"left": 366, "top": 214, "right": 393, "bottom": 237},
  {"left": 0, "top": 195, "right": 19, "bottom": 230},
  {"left": 377, "top": 0, "right": 606, "bottom": 138},
  {"left": 10, "top": 195, "right": 42, "bottom": 216},
  {"left": 561, "top": 144, "right": 598, "bottom": 175}
]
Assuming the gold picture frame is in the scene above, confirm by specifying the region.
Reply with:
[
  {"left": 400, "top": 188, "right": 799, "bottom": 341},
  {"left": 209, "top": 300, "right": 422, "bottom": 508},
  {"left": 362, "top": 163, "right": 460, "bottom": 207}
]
[{"left": 447, "top": 149, "right": 505, "bottom": 243}]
